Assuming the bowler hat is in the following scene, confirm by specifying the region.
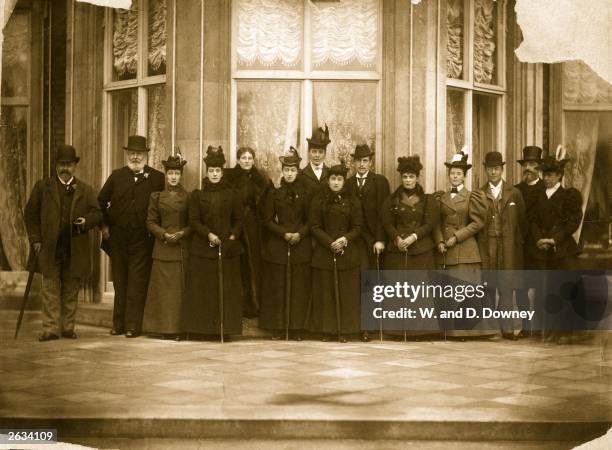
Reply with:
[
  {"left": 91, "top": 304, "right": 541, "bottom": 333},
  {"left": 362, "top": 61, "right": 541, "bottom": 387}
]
[
  {"left": 444, "top": 150, "right": 472, "bottom": 171},
  {"left": 483, "top": 151, "right": 505, "bottom": 167},
  {"left": 397, "top": 156, "right": 423, "bottom": 175},
  {"left": 307, "top": 124, "right": 331, "bottom": 149},
  {"left": 517, "top": 146, "right": 543, "bottom": 164},
  {"left": 351, "top": 144, "right": 374, "bottom": 159},
  {"left": 162, "top": 152, "right": 187, "bottom": 171},
  {"left": 56, "top": 144, "right": 80, "bottom": 163},
  {"left": 203, "top": 146, "right": 226, "bottom": 168},
  {"left": 124, "top": 135, "right": 150, "bottom": 152},
  {"left": 279, "top": 147, "right": 302, "bottom": 167}
]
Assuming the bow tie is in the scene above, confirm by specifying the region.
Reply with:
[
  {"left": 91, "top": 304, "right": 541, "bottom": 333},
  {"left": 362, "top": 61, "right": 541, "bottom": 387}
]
[
  {"left": 451, "top": 187, "right": 458, "bottom": 193},
  {"left": 134, "top": 172, "right": 145, "bottom": 181}
]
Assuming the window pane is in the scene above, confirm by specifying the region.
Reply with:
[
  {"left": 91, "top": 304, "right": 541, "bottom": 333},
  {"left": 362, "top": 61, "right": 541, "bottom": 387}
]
[
  {"left": 147, "top": 84, "right": 167, "bottom": 171},
  {"left": 446, "top": 88, "right": 465, "bottom": 160},
  {"left": 446, "top": 0, "right": 464, "bottom": 80},
  {"left": 0, "top": 106, "right": 29, "bottom": 270},
  {"left": 148, "top": 0, "right": 167, "bottom": 76},
  {"left": 236, "top": 0, "right": 303, "bottom": 70},
  {"left": 1, "top": 11, "right": 30, "bottom": 97},
  {"left": 473, "top": 0, "right": 498, "bottom": 85},
  {"left": 312, "top": 82, "right": 377, "bottom": 167},
  {"left": 472, "top": 92, "right": 498, "bottom": 186},
  {"left": 111, "top": 89, "right": 138, "bottom": 170},
  {"left": 112, "top": 4, "right": 139, "bottom": 81},
  {"left": 310, "top": 0, "right": 379, "bottom": 71},
  {"left": 237, "top": 81, "right": 301, "bottom": 185}
]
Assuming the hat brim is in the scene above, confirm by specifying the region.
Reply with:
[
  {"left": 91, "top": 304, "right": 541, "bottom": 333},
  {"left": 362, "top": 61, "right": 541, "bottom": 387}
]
[
  {"left": 444, "top": 162, "right": 472, "bottom": 170},
  {"left": 483, "top": 162, "right": 506, "bottom": 167},
  {"left": 351, "top": 151, "right": 374, "bottom": 158},
  {"left": 306, "top": 139, "right": 330, "bottom": 149},
  {"left": 124, "top": 146, "right": 150, "bottom": 152},
  {"left": 517, "top": 159, "right": 542, "bottom": 164},
  {"left": 56, "top": 157, "right": 80, "bottom": 163}
]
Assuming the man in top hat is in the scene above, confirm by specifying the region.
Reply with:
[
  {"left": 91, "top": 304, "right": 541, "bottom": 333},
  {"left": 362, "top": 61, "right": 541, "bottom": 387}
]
[
  {"left": 25, "top": 145, "right": 103, "bottom": 341},
  {"left": 479, "top": 151, "right": 527, "bottom": 339},
  {"left": 98, "top": 135, "right": 165, "bottom": 337},
  {"left": 514, "top": 146, "right": 546, "bottom": 337},
  {"left": 346, "top": 144, "right": 390, "bottom": 269},
  {"left": 299, "top": 124, "right": 331, "bottom": 192}
]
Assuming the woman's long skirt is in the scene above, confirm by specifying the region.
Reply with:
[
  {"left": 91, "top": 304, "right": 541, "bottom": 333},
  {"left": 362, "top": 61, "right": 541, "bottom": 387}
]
[
  {"left": 142, "top": 258, "right": 187, "bottom": 334},
  {"left": 308, "top": 267, "right": 361, "bottom": 335},
  {"left": 383, "top": 250, "right": 439, "bottom": 335},
  {"left": 438, "top": 262, "right": 497, "bottom": 336},
  {"left": 240, "top": 210, "right": 263, "bottom": 317},
  {"left": 184, "top": 254, "right": 243, "bottom": 335},
  {"left": 259, "top": 262, "right": 311, "bottom": 331}
]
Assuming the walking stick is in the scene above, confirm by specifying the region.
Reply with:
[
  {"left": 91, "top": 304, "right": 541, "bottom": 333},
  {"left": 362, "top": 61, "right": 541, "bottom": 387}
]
[
  {"left": 218, "top": 243, "right": 224, "bottom": 344},
  {"left": 442, "top": 251, "right": 447, "bottom": 342},
  {"left": 332, "top": 253, "right": 342, "bottom": 343},
  {"left": 376, "top": 252, "right": 382, "bottom": 343},
  {"left": 404, "top": 249, "right": 408, "bottom": 343},
  {"left": 285, "top": 244, "right": 291, "bottom": 341},
  {"left": 14, "top": 246, "right": 40, "bottom": 339}
]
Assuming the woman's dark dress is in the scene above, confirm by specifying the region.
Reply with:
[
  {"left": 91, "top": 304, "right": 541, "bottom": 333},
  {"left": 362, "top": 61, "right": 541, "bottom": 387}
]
[
  {"left": 184, "top": 178, "right": 244, "bottom": 335},
  {"left": 142, "top": 186, "right": 191, "bottom": 334},
  {"left": 308, "top": 188, "right": 363, "bottom": 335},
  {"left": 225, "top": 166, "right": 272, "bottom": 317},
  {"left": 260, "top": 178, "right": 312, "bottom": 331}
]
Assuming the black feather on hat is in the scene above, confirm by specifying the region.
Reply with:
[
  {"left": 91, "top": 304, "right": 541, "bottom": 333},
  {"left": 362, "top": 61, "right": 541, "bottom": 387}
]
[
  {"left": 397, "top": 155, "right": 423, "bottom": 175},
  {"left": 162, "top": 150, "right": 187, "bottom": 171},
  {"left": 328, "top": 159, "right": 349, "bottom": 178},
  {"left": 203, "top": 146, "right": 226, "bottom": 168},
  {"left": 537, "top": 145, "right": 570, "bottom": 174},
  {"left": 279, "top": 147, "right": 302, "bottom": 167},
  {"left": 307, "top": 124, "right": 331, "bottom": 149}
]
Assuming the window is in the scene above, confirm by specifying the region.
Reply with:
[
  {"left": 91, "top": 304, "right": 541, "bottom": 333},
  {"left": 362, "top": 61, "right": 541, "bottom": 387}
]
[
  {"left": 104, "top": 0, "right": 167, "bottom": 173},
  {"left": 446, "top": 0, "right": 506, "bottom": 187},
  {"left": 231, "top": 0, "right": 382, "bottom": 184}
]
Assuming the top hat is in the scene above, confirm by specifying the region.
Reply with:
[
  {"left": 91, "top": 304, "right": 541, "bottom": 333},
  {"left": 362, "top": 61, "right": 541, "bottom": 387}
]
[
  {"left": 203, "top": 145, "right": 226, "bottom": 168},
  {"left": 537, "top": 145, "right": 570, "bottom": 174},
  {"left": 444, "top": 148, "right": 472, "bottom": 171},
  {"left": 483, "top": 151, "right": 505, "bottom": 167},
  {"left": 351, "top": 144, "right": 374, "bottom": 159},
  {"left": 56, "top": 144, "right": 80, "bottom": 163},
  {"left": 162, "top": 152, "right": 187, "bottom": 171},
  {"left": 307, "top": 124, "right": 331, "bottom": 149},
  {"left": 124, "top": 135, "right": 150, "bottom": 152},
  {"left": 328, "top": 161, "right": 349, "bottom": 178},
  {"left": 397, "top": 155, "right": 423, "bottom": 175},
  {"left": 517, "top": 146, "right": 544, "bottom": 164},
  {"left": 279, "top": 147, "right": 302, "bottom": 167}
]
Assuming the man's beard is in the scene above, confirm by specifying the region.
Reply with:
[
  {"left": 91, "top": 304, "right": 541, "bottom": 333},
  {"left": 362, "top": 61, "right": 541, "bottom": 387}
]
[{"left": 128, "top": 160, "right": 146, "bottom": 172}]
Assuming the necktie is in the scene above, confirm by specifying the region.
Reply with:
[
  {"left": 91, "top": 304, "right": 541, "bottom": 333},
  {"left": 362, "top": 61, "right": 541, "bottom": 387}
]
[
  {"left": 358, "top": 177, "right": 365, "bottom": 188},
  {"left": 451, "top": 187, "right": 458, "bottom": 193}
]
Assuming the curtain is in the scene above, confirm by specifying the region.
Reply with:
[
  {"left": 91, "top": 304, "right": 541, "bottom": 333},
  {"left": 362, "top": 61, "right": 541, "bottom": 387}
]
[
  {"left": 563, "top": 61, "right": 612, "bottom": 105},
  {"left": 445, "top": 89, "right": 465, "bottom": 160},
  {"left": 148, "top": 0, "right": 166, "bottom": 75},
  {"left": 311, "top": 0, "right": 378, "bottom": 69},
  {"left": 113, "top": 3, "right": 138, "bottom": 79},
  {"left": 446, "top": 0, "right": 464, "bottom": 79},
  {"left": 236, "top": 0, "right": 302, "bottom": 68},
  {"left": 147, "top": 84, "right": 167, "bottom": 171},
  {"left": 473, "top": 0, "right": 496, "bottom": 84}
]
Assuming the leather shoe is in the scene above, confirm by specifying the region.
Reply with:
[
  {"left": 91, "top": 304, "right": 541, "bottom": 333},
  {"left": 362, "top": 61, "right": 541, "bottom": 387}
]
[
  {"left": 125, "top": 330, "right": 140, "bottom": 338},
  {"left": 361, "top": 332, "right": 370, "bottom": 343},
  {"left": 38, "top": 332, "right": 59, "bottom": 342},
  {"left": 339, "top": 335, "right": 348, "bottom": 343},
  {"left": 109, "top": 328, "right": 124, "bottom": 336},
  {"left": 61, "top": 331, "right": 78, "bottom": 339},
  {"left": 502, "top": 332, "right": 518, "bottom": 341}
]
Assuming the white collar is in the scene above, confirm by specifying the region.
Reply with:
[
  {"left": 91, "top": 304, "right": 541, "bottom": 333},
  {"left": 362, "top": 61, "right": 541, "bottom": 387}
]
[
  {"left": 545, "top": 182, "right": 561, "bottom": 198},
  {"left": 356, "top": 171, "right": 369, "bottom": 179},
  {"left": 311, "top": 162, "right": 323, "bottom": 171},
  {"left": 451, "top": 183, "right": 464, "bottom": 192},
  {"left": 58, "top": 175, "right": 74, "bottom": 186},
  {"left": 527, "top": 178, "right": 540, "bottom": 186}
]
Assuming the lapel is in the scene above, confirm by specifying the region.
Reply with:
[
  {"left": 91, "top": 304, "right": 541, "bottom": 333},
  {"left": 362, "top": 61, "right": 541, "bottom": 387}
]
[
  {"left": 361, "top": 172, "right": 374, "bottom": 195},
  {"left": 499, "top": 181, "right": 513, "bottom": 212},
  {"left": 452, "top": 187, "right": 468, "bottom": 206},
  {"left": 134, "top": 165, "right": 152, "bottom": 186},
  {"left": 46, "top": 177, "right": 61, "bottom": 207},
  {"left": 440, "top": 190, "right": 457, "bottom": 211},
  {"left": 70, "top": 178, "right": 84, "bottom": 218},
  {"left": 301, "top": 164, "right": 317, "bottom": 182}
]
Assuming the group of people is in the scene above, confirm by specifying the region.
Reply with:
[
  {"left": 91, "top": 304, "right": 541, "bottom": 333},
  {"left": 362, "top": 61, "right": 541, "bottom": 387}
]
[{"left": 25, "top": 126, "right": 583, "bottom": 343}]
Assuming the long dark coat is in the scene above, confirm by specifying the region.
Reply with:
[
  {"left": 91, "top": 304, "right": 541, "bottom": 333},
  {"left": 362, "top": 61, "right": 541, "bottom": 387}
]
[
  {"left": 381, "top": 184, "right": 439, "bottom": 269},
  {"left": 224, "top": 166, "right": 272, "bottom": 316},
  {"left": 185, "top": 178, "right": 244, "bottom": 335},
  {"left": 25, "top": 177, "right": 102, "bottom": 277},
  {"left": 526, "top": 185, "right": 583, "bottom": 265},
  {"left": 142, "top": 186, "right": 191, "bottom": 334},
  {"left": 308, "top": 188, "right": 363, "bottom": 334},
  {"left": 479, "top": 181, "right": 527, "bottom": 270},
  {"left": 515, "top": 179, "right": 546, "bottom": 268},
  {"left": 298, "top": 163, "right": 329, "bottom": 193},
  {"left": 260, "top": 178, "right": 312, "bottom": 331}
]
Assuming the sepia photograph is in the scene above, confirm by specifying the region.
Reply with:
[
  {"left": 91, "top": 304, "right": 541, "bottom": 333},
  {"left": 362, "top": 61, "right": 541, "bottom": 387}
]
[{"left": 0, "top": 0, "right": 611, "bottom": 448}]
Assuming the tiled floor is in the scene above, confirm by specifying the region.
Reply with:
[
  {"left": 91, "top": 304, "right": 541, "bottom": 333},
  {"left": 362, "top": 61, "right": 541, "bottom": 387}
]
[{"left": 1, "top": 311, "right": 612, "bottom": 426}]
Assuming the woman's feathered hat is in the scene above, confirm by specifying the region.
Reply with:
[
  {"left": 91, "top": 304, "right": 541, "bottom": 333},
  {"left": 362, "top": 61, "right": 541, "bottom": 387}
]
[
  {"left": 537, "top": 145, "right": 570, "bottom": 174},
  {"left": 203, "top": 145, "right": 226, "bottom": 168},
  {"left": 307, "top": 124, "right": 331, "bottom": 149},
  {"left": 328, "top": 159, "right": 349, "bottom": 178},
  {"left": 278, "top": 147, "right": 302, "bottom": 167},
  {"left": 444, "top": 146, "right": 472, "bottom": 171},
  {"left": 397, "top": 155, "right": 423, "bottom": 175},
  {"left": 162, "top": 149, "right": 187, "bottom": 171}
]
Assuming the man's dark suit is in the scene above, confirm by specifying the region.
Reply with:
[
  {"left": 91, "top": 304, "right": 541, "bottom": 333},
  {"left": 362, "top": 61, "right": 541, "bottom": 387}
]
[
  {"left": 346, "top": 171, "right": 390, "bottom": 268},
  {"left": 98, "top": 165, "right": 165, "bottom": 333},
  {"left": 298, "top": 163, "right": 329, "bottom": 193}
]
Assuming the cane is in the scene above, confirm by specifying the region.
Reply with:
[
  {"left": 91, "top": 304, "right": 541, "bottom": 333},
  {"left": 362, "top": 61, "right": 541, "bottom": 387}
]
[
  {"left": 376, "top": 251, "right": 382, "bottom": 343},
  {"left": 218, "top": 243, "right": 224, "bottom": 344},
  {"left": 285, "top": 244, "right": 291, "bottom": 341},
  {"left": 403, "top": 249, "right": 408, "bottom": 343},
  {"left": 332, "top": 253, "right": 342, "bottom": 343},
  {"left": 442, "top": 251, "right": 447, "bottom": 342},
  {"left": 15, "top": 246, "right": 40, "bottom": 339}
]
